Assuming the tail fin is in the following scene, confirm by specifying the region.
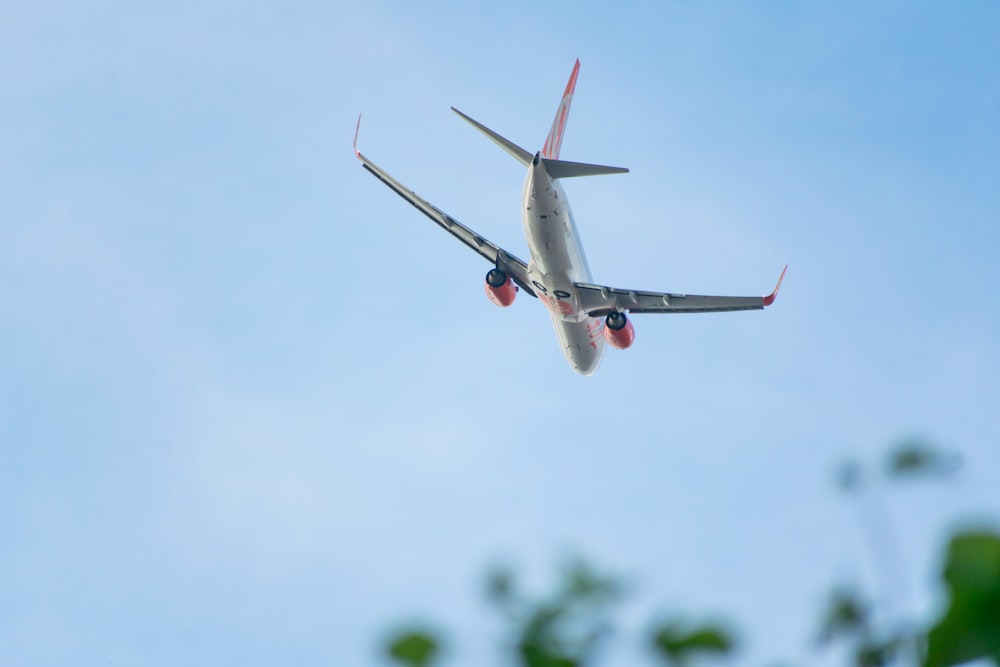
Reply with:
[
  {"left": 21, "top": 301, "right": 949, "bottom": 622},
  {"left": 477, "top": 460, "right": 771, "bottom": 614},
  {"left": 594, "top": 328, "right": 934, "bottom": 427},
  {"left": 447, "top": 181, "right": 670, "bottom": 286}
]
[
  {"left": 541, "top": 59, "right": 580, "bottom": 159},
  {"left": 452, "top": 60, "right": 628, "bottom": 178}
]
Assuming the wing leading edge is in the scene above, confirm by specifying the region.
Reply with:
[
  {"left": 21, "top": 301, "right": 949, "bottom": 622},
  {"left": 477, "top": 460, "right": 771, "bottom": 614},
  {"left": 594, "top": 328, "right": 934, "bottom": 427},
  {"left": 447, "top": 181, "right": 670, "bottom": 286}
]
[
  {"left": 575, "top": 265, "right": 787, "bottom": 317},
  {"left": 353, "top": 116, "right": 536, "bottom": 298}
]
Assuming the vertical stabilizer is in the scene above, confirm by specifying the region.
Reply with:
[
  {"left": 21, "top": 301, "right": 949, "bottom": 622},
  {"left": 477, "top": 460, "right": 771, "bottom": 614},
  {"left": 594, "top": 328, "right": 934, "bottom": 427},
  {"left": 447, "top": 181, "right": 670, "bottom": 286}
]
[{"left": 541, "top": 59, "right": 580, "bottom": 159}]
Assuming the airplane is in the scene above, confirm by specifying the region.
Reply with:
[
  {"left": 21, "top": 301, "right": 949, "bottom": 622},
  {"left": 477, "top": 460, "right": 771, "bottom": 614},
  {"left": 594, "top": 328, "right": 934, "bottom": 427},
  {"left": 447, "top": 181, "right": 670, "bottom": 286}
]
[{"left": 354, "top": 60, "right": 786, "bottom": 375}]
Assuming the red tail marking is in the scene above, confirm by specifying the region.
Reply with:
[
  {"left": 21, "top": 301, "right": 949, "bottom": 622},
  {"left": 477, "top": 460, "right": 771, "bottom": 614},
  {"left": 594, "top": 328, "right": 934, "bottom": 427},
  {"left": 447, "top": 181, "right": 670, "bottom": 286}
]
[{"left": 541, "top": 59, "right": 581, "bottom": 159}]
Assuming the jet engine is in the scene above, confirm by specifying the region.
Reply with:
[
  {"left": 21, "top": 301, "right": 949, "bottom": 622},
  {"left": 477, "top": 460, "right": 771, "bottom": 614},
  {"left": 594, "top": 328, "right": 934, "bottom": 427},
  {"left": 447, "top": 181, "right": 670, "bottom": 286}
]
[
  {"left": 485, "top": 268, "right": 517, "bottom": 307},
  {"left": 603, "top": 311, "right": 635, "bottom": 350}
]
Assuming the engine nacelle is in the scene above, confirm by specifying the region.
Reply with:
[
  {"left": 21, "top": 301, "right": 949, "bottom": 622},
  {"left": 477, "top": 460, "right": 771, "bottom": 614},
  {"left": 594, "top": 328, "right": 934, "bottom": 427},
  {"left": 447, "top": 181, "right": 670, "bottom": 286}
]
[
  {"left": 485, "top": 268, "right": 517, "bottom": 307},
  {"left": 603, "top": 311, "right": 635, "bottom": 350}
]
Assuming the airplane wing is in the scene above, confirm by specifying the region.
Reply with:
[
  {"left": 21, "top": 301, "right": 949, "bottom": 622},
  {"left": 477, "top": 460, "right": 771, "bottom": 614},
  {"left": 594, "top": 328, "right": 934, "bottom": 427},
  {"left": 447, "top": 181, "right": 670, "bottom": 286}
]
[
  {"left": 353, "top": 116, "right": 536, "bottom": 298},
  {"left": 575, "top": 265, "right": 787, "bottom": 317}
]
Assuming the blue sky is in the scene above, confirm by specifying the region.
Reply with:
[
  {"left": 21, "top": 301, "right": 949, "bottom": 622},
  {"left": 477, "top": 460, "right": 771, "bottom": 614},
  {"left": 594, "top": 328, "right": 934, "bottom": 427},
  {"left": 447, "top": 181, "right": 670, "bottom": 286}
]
[{"left": 2, "top": 2, "right": 999, "bottom": 665}]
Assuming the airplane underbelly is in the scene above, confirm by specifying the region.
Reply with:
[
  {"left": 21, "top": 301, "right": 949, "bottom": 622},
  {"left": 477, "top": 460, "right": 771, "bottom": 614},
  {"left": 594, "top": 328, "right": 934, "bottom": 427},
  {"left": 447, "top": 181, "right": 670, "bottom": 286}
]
[
  {"left": 523, "top": 162, "right": 605, "bottom": 370},
  {"left": 525, "top": 222, "right": 572, "bottom": 273},
  {"left": 550, "top": 316, "right": 605, "bottom": 375},
  {"left": 524, "top": 202, "right": 590, "bottom": 322},
  {"left": 527, "top": 263, "right": 589, "bottom": 322}
]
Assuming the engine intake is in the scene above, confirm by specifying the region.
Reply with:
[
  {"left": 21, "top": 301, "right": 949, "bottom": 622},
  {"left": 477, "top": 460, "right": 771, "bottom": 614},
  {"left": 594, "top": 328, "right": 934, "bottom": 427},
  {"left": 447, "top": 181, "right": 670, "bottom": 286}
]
[
  {"left": 604, "top": 311, "right": 635, "bottom": 350},
  {"left": 485, "top": 269, "right": 517, "bottom": 307}
]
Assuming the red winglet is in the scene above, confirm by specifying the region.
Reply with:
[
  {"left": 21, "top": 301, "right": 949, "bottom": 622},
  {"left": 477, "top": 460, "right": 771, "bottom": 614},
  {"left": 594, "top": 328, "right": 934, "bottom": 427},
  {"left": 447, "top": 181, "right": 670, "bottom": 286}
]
[
  {"left": 353, "top": 114, "right": 362, "bottom": 159},
  {"left": 763, "top": 264, "right": 788, "bottom": 306}
]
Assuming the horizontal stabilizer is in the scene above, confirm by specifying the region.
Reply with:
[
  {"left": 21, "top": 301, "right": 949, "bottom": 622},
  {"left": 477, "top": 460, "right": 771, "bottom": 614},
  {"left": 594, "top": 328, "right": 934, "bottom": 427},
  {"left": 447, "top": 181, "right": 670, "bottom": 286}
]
[
  {"left": 541, "top": 158, "right": 629, "bottom": 179},
  {"left": 451, "top": 107, "right": 532, "bottom": 167}
]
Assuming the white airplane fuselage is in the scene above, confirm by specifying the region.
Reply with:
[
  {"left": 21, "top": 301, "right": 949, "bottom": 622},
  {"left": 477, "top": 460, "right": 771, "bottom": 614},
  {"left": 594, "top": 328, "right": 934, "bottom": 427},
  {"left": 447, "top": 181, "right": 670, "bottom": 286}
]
[
  {"left": 354, "top": 60, "right": 785, "bottom": 376},
  {"left": 521, "top": 154, "right": 605, "bottom": 375}
]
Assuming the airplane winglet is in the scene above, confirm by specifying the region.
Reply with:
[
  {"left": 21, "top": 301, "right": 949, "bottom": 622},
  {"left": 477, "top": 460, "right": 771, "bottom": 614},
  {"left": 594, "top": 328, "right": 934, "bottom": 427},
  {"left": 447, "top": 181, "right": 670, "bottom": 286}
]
[
  {"left": 763, "top": 264, "right": 788, "bottom": 306},
  {"left": 353, "top": 114, "right": 362, "bottom": 159}
]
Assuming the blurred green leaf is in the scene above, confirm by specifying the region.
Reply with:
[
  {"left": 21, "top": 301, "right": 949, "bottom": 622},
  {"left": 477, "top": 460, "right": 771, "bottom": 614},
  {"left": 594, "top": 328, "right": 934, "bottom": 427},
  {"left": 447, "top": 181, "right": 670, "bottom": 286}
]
[
  {"left": 652, "top": 621, "right": 735, "bottom": 665},
  {"left": 522, "top": 603, "right": 566, "bottom": 645},
  {"left": 925, "top": 531, "right": 1000, "bottom": 667},
  {"left": 855, "top": 636, "right": 900, "bottom": 667},
  {"left": 490, "top": 561, "right": 622, "bottom": 667},
  {"left": 520, "top": 642, "right": 579, "bottom": 667},
  {"left": 488, "top": 566, "right": 517, "bottom": 605},
  {"left": 816, "top": 587, "right": 869, "bottom": 645},
  {"left": 814, "top": 587, "right": 906, "bottom": 667},
  {"left": 560, "top": 561, "right": 621, "bottom": 602},
  {"left": 886, "top": 440, "right": 960, "bottom": 480},
  {"left": 387, "top": 630, "right": 440, "bottom": 667},
  {"left": 836, "top": 460, "right": 865, "bottom": 494}
]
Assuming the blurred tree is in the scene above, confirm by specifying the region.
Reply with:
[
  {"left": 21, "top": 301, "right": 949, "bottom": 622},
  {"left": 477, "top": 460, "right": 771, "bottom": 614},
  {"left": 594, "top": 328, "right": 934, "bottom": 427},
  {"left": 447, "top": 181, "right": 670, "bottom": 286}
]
[
  {"left": 814, "top": 585, "right": 903, "bottom": 667},
  {"left": 488, "top": 560, "right": 623, "bottom": 667},
  {"left": 382, "top": 441, "right": 997, "bottom": 667}
]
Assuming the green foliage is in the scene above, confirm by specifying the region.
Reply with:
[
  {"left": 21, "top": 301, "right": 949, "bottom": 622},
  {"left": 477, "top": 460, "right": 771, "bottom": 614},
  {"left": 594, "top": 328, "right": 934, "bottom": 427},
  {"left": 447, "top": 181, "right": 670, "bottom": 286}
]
[
  {"left": 651, "top": 620, "right": 735, "bottom": 665},
  {"left": 386, "top": 630, "right": 440, "bottom": 667},
  {"left": 854, "top": 637, "right": 902, "bottom": 667},
  {"left": 925, "top": 532, "right": 1000, "bottom": 667},
  {"left": 815, "top": 585, "right": 904, "bottom": 666},
  {"left": 835, "top": 460, "right": 865, "bottom": 494},
  {"left": 837, "top": 440, "right": 959, "bottom": 496},
  {"left": 379, "top": 440, "right": 998, "bottom": 667},
  {"left": 488, "top": 567, "right": 516, "bottom": 604},
  {"left": 488, "top": 561, "right": 624, "bottom": 667},
  {"left": 885, "top": 440, "right": 961, "bottom": 480},
  {"left": 816, "top": 587, "right": 869, "bottom": 645}
]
